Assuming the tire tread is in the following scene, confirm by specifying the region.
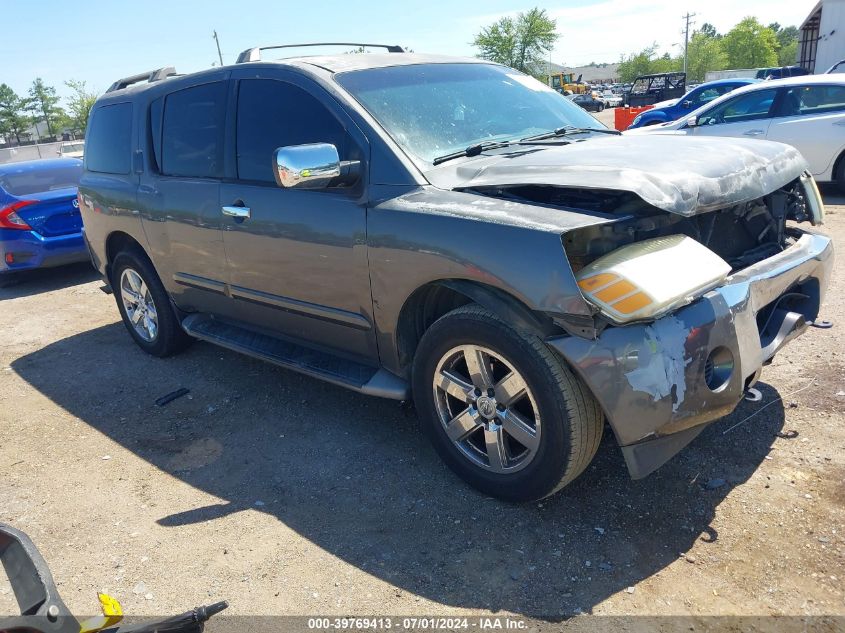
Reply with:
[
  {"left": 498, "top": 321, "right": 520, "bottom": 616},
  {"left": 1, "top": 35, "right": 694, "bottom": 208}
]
[{"left": 417, "top": 304, "right": 603, "bottom": 500}]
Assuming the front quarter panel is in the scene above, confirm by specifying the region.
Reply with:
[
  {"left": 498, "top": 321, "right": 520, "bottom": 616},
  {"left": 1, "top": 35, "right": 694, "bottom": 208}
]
[
  {"left": 367, "top": 185, "right": 609, "bottom": 374},
  {"left": 631, "top": 109, "right": 670, "bottom": 128}
]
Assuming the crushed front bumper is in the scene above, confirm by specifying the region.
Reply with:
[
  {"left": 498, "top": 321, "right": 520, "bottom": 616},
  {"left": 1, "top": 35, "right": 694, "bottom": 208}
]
[{"left": 550, "top": 230, "right": 834, "bottom": 479}]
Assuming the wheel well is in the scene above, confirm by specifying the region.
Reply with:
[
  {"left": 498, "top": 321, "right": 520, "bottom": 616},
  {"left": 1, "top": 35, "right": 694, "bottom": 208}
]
[
  {"left": 105, "top": 232, "right": 147, "bottom": 280},
  {"left": 395, "top": 281, "right": 556, "bottom": 370},
  {"left": 396, "top": 284, "right": 471, "bottom": 369}
]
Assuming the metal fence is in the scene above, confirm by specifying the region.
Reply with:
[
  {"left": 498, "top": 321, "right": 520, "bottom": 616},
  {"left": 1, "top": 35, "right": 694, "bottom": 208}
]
[{"left": 0, "top": 141, "right": 68, "bottom": 165}]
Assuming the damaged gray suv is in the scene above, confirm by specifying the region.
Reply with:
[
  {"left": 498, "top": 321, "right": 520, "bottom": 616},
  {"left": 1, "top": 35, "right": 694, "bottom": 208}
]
[{"left": 79, "top": 46, "right": 833, "bottom": 501}]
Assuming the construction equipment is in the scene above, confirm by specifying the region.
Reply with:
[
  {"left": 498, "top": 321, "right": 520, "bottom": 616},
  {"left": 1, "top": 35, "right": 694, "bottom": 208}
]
[{"left": 549, "top": 72, "right": 588, "bottom": 95}]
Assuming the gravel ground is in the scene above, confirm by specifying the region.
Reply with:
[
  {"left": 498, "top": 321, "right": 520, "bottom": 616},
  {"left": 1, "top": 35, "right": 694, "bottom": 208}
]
[{"left": 0, "top": 190, "right": 843, "bottom": 624}]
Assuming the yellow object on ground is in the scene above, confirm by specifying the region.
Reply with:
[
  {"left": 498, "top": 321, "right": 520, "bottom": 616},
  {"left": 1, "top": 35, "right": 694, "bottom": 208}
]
[{"left": 78, "top": 593, "right": 124, "bottom": 633}]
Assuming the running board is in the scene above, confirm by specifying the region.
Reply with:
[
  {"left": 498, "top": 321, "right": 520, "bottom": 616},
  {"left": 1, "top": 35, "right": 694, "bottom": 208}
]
[{"left": 181, "top": 314, "right": 408, "bottom": 400}]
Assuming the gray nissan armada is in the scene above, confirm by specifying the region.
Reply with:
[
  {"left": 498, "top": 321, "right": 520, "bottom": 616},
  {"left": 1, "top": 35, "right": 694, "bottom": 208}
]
[{"left": 79, "top": 44, "right": 833, "bottom": 501}]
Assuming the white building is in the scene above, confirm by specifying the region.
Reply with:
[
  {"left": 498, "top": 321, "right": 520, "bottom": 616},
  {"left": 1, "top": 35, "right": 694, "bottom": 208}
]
[{"left": 799, "top": 0, "right": 845, "bottom": 73}]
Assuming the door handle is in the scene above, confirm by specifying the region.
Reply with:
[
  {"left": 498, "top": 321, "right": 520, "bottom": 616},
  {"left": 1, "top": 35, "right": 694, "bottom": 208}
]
[
  {"left": 743, "top": 129, "right": 765, "bottom": 136},
  {"left": 834, "top": 120, "right": 845, "bottom": 127},
  {"left": 222, "top": 205, "right": 251, "bottom": 219}
]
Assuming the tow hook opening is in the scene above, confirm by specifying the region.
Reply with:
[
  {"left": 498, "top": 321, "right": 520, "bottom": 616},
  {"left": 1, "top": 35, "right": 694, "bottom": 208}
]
[{"left": 704, "top": 346, "right": 734, "bottom": 392}]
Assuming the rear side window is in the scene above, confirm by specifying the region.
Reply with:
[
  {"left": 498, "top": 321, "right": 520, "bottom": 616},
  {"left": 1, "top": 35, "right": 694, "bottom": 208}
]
[
  {"left": 0, "top": 162, "right": 82, "bottom": 196},
  {"left": 780, "top": 85, "right": 845, "bottom": 116},
  {"left": 236, "top": 79, "right": 346, "bottom": 183},
  {"left": 85, "top": 103, "right": 132, "bottom": 174},
  {"left": 161, "top": 82, "right": 227, "bottom": 178}
]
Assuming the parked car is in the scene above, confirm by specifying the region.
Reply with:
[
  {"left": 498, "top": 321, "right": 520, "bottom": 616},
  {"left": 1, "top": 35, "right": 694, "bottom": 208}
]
[
  {"left": 600, "top": 90, "right": 623, "bottom": 108},
  {"left": 628, "top": 79, "right": 758, "bottom": 128},
  {"left": 57, "top": 141, "right": 85, "bottom": 159},
  {"left": 0, "top": 158, "right": 87, "bottom": 284},
  {"left": 570, "top": 93, "right": 605, "bottom": 112},
  {"left": 80, "top": 48, "right": 832, "bottom": 501},
  {"left": 755, "top": 66, "right": 810, "bottom": 80},
  {"left": 627, "top": 75, "right": 845, "bottom": 189}
]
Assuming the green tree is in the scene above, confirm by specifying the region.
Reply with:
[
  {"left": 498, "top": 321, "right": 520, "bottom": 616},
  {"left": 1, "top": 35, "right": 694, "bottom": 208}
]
[
  {"left": 699, "top": 22, "right": 720, "bottom": 39},
  {"left": 722, "top": 17, "right": 778, "bottom": 68},
  {"left": 778, "top": 39, "right": 798, "bottom": 66},
  {"left": 473, "top": 7, "right": 558, "bottom": 77},
  {"left": 616, "top": 42, "right": 659, "bottom": 83},
  {"left": 64, "top": 79, "right": 98, "bottom": 134},
  {"left": 27, "top": 78, "right": 65, "bottom": 138},
  {"left": 0, "top": 84, "right": 28, "bottom": 144},
  {"left": 768, "top": 23, "right": 799, "bottom": 65},
  {"left": 651, "top": 52, "right": 681, "bottom": 74},
  {"left": 685, "top": 31, "right": 728, "bottom": 82}
]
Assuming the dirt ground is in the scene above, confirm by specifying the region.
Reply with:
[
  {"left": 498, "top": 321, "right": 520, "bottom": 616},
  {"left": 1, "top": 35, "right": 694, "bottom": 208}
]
[{"left": 0, "top": 190, "right": 843, "bottom": 625}]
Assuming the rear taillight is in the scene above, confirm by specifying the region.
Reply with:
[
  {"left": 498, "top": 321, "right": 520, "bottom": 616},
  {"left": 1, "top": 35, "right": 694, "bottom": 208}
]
[{"left": 0, "top": 200, "right": 36, "bottom": 230}]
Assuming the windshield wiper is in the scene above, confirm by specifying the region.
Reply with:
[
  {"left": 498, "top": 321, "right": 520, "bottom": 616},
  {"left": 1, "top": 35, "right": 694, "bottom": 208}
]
[
  {"left": 521, "top": 126, "right": 621, "bottom": 141},
  {"left": 432, "top": 140, "right": 514, "bottom": 166},
  {"left": 432, "top": 126, "right": 621, "bottom": 165}
]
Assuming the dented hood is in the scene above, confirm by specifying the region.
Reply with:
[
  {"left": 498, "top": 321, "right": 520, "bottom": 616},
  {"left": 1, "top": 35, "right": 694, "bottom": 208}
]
[{"left": 437, "top": 135, "right": 807, "bottom": 216}]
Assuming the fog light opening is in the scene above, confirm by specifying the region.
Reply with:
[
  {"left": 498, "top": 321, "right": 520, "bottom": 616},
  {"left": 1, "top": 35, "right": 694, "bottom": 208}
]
[{"left": 704, "top": 347, "right": 734, "bottom": 392}]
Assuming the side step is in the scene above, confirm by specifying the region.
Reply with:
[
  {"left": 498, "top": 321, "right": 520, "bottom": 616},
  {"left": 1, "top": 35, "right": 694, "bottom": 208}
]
[{"left": 181, "top": 314, "right": 408, "bottom": 400}]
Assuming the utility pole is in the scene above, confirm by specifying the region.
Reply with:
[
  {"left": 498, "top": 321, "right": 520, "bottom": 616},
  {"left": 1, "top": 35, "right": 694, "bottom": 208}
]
[
  {"left": 681, "top": 12, "right": 696, "bottom": 75},
  {"left": 213, "top": 30, "right": 224, "bottom": 67}
]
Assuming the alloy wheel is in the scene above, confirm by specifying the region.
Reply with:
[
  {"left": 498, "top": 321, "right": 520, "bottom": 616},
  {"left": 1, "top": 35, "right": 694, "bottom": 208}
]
[
  {"left": 119, "top": 268, "right": 158, "bottom": 342},
  {"left": 432, "top": 344, "right": 541, "bottom": 473}
]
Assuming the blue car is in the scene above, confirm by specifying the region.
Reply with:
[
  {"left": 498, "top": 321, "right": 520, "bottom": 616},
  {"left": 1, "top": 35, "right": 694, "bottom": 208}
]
[
  {"left": 0, "top": 158, "right": 87, "bottom": 281},
  {"left": 627, "top": 79, "right": 759, "bottom": 129}
]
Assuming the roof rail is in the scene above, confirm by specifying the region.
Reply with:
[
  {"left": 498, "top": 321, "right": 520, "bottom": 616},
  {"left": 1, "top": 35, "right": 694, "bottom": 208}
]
[
  {"left": 236, "top": 43, "right": 404, "bottom": 64},
  {"left": 107, "top": 67, "right": 178, "bottom": 93}
]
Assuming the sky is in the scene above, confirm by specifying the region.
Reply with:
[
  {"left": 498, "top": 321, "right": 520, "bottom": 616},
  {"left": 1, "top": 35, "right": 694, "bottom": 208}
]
[{"left": 0, "top": 0, "right": 812, "bottom": 104}]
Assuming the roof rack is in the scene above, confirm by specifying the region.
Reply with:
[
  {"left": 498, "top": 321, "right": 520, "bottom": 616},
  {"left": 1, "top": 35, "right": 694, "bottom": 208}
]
[
  {"left": 107, "top": 67, "right": 178, "bottom": 93},
  {"left": 235, "top": 43, "right": 404, "bottom": 64}
]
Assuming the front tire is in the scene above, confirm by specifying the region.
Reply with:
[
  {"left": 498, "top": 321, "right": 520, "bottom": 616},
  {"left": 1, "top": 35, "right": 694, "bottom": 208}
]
[
  {"left": 111, "top": 250, "right": 192, "bottom": 357},
  {"left": 412, "top": 304, "right": 603, "bottom": 502},
  {"left": 835, "top": 153, "right": 845, "bottom": 194}
]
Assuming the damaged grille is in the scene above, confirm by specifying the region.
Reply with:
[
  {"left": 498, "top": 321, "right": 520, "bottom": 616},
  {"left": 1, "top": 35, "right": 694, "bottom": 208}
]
[{"left": 484, "top": 179, "right": 812, "bottom": 273}]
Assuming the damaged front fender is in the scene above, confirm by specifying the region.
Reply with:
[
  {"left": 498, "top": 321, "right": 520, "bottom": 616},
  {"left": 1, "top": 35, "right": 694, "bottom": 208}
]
[{"left": 549, "top": 230, "right": 833, "bottom": 479}]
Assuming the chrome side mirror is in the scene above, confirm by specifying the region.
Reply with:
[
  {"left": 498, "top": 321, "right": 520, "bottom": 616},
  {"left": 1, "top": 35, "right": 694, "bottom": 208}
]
[
  {"left": 274, "top": 143, "right": 340, "bottom": 189},
  {"left": 685, "top": 115, "right": 699, "bottom": 128}
]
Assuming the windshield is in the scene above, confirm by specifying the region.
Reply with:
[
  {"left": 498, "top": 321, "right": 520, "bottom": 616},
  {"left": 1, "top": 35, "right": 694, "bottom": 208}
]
[
  {"left": 336, "top": 63, "right": 603, "bottom": 164},
  {"left": 61, "top": 143, "right": 84, "bottom": 153}
]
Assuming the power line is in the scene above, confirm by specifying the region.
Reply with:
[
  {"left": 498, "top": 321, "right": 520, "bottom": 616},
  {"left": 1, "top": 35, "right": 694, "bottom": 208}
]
[{"left": 682, "top": 12, "right": 697, "bottom": 75}]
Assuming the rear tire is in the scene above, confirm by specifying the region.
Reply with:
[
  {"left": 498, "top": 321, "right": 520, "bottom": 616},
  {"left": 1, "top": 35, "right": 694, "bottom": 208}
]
[
  {"left": 412, "top": 304, "right": 603, "bottom": 502},
  {"left": 111, "top": 250, "right": 192, "bottom": 357}
]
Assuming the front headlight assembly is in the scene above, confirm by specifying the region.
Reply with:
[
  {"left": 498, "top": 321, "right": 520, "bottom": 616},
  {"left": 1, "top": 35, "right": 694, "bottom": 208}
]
[
  {"left": 799, "top": 170, "right": 825, "bottom": 225},
  {"left": 576, "top": 235, "right": 731, "bottom": 324}
]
